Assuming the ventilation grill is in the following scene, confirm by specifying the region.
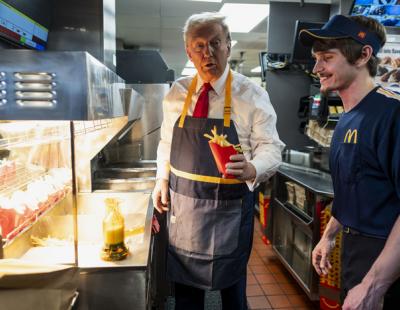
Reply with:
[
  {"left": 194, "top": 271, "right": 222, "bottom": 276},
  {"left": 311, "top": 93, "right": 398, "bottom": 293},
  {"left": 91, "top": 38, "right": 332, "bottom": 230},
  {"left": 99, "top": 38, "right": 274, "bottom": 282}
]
[
  {"left": 13, "top": 72, "right": 57, "bottom": 108},
  {"left": 0, "top": 72, "right": 6, "bottom": 107}
]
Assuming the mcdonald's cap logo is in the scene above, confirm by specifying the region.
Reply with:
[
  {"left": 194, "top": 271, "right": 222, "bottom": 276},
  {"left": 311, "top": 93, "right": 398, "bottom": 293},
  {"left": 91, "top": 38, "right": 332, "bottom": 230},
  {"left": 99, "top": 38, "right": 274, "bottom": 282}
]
[
  {"left": 344, "top": 129, "right": 358, "bottom": 144},
  {"left": 357, "top": 31, "right": 366, "bottom": 39}
]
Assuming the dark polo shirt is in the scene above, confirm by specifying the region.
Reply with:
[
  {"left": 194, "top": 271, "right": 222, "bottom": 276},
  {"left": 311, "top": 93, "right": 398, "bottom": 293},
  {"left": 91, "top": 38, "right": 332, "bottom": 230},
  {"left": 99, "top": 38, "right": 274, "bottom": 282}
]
[{"left": 330, "top": 86, "right": 400, "bottom": 238}]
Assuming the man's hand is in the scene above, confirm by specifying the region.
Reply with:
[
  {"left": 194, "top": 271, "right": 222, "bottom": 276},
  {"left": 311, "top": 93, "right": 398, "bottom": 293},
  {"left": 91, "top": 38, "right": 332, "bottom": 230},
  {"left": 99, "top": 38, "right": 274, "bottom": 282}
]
[
  {"left": 342, "top": 280, "right": 385, "bottom": 310},
  {"left": 341, "top": 215, "right": 400, "bottom": 309},
  {"left": 312, "top": 236, "right": 335, "bottom": 275},
  {"left": 152, "top": 179, "right": 169, "bottom": 214},
  {"left": 225, "top": 154, "right": 256, "bottom": 181}
]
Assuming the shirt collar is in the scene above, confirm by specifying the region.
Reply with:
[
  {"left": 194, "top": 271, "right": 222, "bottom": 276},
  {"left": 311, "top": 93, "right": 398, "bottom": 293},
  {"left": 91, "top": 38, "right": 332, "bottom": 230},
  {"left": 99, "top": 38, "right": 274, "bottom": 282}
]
[{"left": 196, "top": 64, "right": 230, "bottom": 96}]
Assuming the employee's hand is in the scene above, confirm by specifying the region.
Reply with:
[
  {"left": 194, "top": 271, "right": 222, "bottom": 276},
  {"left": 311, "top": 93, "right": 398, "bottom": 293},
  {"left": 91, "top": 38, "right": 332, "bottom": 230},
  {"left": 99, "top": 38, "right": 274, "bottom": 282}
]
[
  {"left": 312, "top": 237, "right": 335, "bottom": 275},
  {"left": 225, "top": 154, "right": 256, "bottom": 181},
  {"left": 152, "top": 179, "right": 169, "bottom": 214},
  {"left": 342, "top": 281, "right": 384, "bottom": 310}
]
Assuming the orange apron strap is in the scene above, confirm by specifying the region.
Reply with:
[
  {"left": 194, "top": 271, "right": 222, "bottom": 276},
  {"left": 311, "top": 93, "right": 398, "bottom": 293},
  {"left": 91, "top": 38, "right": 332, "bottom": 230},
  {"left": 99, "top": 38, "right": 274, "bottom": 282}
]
[
  {"left": 178, "top": 75, "right": 198, "bottom": 128},
  {"left": 223, "top": 70, "right": 232, "bottom": 128}
]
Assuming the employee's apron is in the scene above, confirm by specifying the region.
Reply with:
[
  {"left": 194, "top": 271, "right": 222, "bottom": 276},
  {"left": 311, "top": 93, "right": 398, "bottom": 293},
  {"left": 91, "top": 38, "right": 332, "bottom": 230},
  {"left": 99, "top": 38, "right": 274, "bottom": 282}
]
[{"left": 167, "top": 71, "right": 254, "bottom": 290}]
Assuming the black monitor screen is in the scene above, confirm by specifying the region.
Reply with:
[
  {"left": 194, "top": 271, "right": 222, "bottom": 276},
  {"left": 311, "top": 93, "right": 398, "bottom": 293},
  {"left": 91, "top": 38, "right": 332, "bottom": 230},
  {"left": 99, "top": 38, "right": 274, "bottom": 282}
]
[
  {"left": 291, "top": 20, "right": 325, "bottom": 65},
  {"left": 0, "top": 0, "right": 49, "bottom": 50},
  {"left": 350, "top": 0, "right": 400, "bottom": 27}
]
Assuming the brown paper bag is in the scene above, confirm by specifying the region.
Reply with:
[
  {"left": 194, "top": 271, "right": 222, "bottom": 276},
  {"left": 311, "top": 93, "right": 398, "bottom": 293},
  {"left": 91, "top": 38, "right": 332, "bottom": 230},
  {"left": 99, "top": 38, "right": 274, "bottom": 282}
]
[{"left": 0, "top": 259, "right": 79, "bottom": 310}]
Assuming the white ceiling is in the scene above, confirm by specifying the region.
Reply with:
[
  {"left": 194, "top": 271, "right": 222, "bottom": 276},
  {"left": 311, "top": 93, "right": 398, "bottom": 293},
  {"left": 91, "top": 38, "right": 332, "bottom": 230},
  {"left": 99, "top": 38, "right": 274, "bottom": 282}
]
[{"left": 116, "top": 0, "right": 270, "bottom": 78}]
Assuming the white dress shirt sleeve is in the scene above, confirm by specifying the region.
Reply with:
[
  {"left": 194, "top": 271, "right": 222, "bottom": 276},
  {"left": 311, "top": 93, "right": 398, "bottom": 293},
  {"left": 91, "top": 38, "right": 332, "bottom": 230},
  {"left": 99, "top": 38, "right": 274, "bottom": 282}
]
[
  {"left": 156, "top": 81, "right": 185, "bottom": 180},
  {"left": 245, "top": 86, "right": 285, "bottom": 191}
]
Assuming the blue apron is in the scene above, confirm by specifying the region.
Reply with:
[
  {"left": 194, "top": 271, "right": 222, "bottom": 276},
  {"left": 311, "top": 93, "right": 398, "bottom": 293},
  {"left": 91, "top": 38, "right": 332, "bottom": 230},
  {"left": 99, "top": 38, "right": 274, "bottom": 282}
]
[{"left": 167, "top": 71, "right": 254, "bottom": 290}]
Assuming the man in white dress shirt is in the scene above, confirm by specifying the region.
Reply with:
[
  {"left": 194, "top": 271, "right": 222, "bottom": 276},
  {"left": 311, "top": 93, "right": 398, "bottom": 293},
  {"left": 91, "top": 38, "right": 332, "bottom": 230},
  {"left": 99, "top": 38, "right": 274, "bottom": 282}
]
[{"left": 152, "top": 12, "right": 284, "bottom": 310}]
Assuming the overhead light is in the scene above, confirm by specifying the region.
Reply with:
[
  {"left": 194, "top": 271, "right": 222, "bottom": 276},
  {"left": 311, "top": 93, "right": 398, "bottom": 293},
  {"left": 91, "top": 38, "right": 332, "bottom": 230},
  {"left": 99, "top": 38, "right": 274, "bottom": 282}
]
[
  {"left": 219, "top": 3, "right": 269, "bottom": 33},
  {"left": 181, "top": 67, "right": 197, "bottom": 76},
  {"left": 188, "top": 0, "right": 222, "bottom": 2},
  {"left": 185, "top": 60, "right": 195, "bottom": 68},
  {"left": 231, "top": 40, "right": 237, "bottom": 48},
  {"left": 251, "top": 66, "right": 261, "bottom": 73}
]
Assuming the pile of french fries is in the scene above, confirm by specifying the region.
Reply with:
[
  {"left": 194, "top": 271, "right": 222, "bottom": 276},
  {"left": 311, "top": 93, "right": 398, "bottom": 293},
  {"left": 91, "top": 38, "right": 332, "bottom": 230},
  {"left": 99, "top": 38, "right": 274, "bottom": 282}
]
[{"left": 204, "top": 126, "right": 246, "bottom": 153}]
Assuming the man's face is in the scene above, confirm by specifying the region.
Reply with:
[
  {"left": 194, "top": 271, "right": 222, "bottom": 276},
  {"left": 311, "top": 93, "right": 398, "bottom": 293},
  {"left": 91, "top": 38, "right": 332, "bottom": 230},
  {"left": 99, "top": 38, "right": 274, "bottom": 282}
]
[
  {"left": 186, "top": 23, "right": 231, "bottom": 82},
  {"left": 312, "top": 48, "right": 358, "bottom": 94}
]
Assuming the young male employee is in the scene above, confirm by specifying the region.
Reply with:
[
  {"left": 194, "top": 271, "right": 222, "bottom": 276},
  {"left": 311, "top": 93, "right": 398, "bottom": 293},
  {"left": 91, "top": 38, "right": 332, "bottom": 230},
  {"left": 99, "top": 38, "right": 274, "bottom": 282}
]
[
  {"left": 152, "top": 12, "right": 284, "bottom": 310},
  {"left": 300, "top": 14, "right": 400, "bottom": 310}
]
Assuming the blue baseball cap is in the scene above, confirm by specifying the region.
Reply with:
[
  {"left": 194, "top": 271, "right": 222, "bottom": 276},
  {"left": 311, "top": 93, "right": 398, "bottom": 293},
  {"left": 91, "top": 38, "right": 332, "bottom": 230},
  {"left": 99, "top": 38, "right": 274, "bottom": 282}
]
[{"left": 299, "top": 15, "right": 383, "bottom": 55}]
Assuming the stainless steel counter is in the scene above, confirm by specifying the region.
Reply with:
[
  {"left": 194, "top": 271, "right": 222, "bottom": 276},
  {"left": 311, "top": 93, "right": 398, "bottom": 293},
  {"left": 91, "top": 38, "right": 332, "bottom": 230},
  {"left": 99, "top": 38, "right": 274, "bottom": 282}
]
[
  {"left": 278, "top": 163, "right": 334, "bottom": 197},
  {"left": 271, "top": 163, "right": 334, "bottom": 300}
]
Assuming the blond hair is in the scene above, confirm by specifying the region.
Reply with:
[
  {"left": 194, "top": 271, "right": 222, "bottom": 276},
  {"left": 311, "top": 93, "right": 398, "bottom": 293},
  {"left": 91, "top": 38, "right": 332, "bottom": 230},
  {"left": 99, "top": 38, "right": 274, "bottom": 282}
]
[{"left": 183, "top": 12, "right": 231, "bottom": 43}]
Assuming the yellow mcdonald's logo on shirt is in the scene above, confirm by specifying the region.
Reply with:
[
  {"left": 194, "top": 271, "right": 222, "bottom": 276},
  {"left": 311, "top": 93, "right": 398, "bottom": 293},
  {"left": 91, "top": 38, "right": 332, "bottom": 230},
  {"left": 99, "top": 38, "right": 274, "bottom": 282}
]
[{"left": 344, "top": 129, "right": 358, "bottom": 144}]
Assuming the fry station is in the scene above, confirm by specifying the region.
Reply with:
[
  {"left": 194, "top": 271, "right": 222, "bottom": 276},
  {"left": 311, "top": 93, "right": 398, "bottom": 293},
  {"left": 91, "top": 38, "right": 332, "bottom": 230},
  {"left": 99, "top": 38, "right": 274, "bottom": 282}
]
[{"left": 0, "top": 49, "right": 165, "bottom": 309}]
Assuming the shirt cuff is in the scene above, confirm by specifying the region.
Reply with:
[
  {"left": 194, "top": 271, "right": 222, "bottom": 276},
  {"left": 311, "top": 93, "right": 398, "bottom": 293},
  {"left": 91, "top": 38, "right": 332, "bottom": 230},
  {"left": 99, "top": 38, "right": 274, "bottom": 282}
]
[
  {"left": 246, "top": 179, "right": 258, "bottom": 192},
  {"left": 247, "top": 158, "right": 281, "bottom": 191},
  {"left": 245, "top": 160, "right": 260, "bottom": 191}
]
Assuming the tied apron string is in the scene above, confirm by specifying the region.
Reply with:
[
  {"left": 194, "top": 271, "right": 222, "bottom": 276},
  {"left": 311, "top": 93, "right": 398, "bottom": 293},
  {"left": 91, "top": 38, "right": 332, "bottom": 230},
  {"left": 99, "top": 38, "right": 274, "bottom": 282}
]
[{"left": 178, "top": 70, "right": 232, "bottom": 128}]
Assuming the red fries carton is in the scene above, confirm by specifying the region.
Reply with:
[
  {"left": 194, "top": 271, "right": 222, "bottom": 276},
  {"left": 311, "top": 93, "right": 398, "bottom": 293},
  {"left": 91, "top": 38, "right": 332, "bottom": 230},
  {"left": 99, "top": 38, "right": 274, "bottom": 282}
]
[
  {"left": 208, "top": 142, "right": 237, "bottom": 178},
  {"left": 204, "top": 126, "right": 244, "bottom": 179}
]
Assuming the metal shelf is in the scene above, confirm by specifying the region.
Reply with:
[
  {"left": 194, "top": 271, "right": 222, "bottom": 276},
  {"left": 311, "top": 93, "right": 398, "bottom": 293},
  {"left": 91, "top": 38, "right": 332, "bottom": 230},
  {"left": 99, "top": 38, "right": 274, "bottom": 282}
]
[
  {"left": 0, "top": 122, "right": 70, "bottom": 149},
  {"left": 0, "top": 164, "right": 46, "bottom": 197},
  {"left": 327, "top": 115, "right": 341, "bottom": 122},
  {"left": 73, "top": 119, "right": 112, "bottom": 136},
  {"left": 272, "top": 243, "right": 318, "bottom": 301},
  {"left": 3, "top": 187, "right": 71, "bottom": 245},
  {"left": 275, "top": 198, "right": 314, "bottom": 228}
]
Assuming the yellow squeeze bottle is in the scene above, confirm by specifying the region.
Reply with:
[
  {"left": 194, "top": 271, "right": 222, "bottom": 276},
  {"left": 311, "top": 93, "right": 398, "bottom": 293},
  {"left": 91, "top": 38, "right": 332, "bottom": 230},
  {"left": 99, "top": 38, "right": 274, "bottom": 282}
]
[{"left": 101, "top": 198, "right": 128, "bottom": 261}]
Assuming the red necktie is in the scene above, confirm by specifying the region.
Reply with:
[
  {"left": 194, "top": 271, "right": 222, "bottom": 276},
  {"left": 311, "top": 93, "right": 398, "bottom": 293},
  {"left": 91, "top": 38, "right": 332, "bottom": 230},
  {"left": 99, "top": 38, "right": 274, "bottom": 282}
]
[{"left": 193, "top": 83, "right": 212, "bottom": 118}]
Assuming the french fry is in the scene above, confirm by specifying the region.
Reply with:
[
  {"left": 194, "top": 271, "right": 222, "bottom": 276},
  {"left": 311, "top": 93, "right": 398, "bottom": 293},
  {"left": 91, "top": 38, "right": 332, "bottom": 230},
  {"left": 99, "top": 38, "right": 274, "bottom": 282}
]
[
  {"left": 205, "top": 126, "right": 235, "bottom": 148},
  {"left": 203, "top": 126, "right": 250, "bottom": 153}
]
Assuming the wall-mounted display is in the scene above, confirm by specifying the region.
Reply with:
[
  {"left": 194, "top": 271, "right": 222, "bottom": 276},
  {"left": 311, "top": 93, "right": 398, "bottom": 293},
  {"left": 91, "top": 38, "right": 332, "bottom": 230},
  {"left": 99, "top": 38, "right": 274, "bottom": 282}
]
[
  {"left": 0, "top": 0, "right": 48, "bottom": 50},
  {"left": 350, "top": 0, "right": 400, "bottom": 27}
]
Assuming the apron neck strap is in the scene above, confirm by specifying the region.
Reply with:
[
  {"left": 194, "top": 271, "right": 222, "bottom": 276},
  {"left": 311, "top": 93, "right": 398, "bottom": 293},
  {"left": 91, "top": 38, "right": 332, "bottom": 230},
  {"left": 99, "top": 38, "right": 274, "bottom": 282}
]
[
  {"left": 223, "top": 70, "right": 232, "bottom": 128},
  {"left": 178, "top": 71, "right": 232, "bottom": 128},
  {"left": 178, "top": 75, "right": 197, "bottom": 128}
]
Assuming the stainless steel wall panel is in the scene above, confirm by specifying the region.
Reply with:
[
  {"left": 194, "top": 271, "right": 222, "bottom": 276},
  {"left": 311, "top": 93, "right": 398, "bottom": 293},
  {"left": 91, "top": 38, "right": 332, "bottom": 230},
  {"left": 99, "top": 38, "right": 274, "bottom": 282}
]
[
  {"left": 120, "top": 88, "right": 144, "bottom": 121},
  {"left": 0, "top": 51, "right": 124, "bottom": 120},
  {"left": 128, "top": 84, "right": 169, "bottom": 160},
  {"left": 129, "top": 84, "right": 167, "bottom": 133},
  {"left": 48, "top": 0, "right": 116, "bottom": 71}
]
